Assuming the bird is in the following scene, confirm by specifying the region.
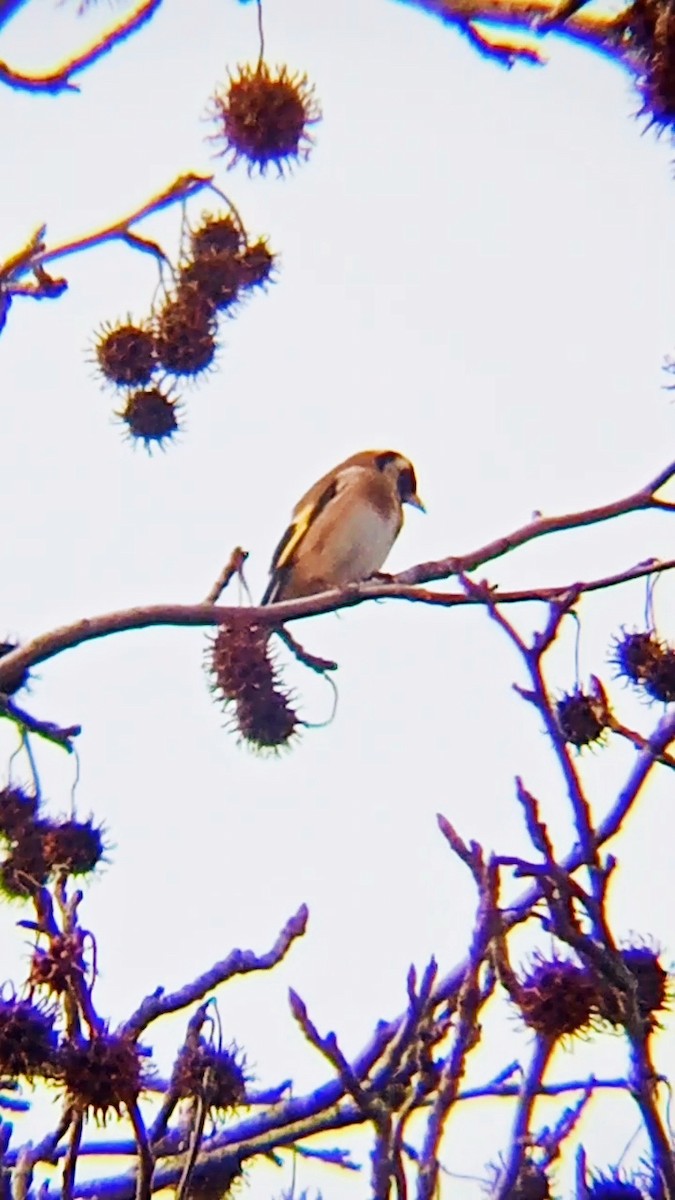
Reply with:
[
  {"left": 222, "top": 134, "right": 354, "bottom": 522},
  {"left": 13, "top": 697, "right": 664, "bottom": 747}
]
[{"left": 261, "top": 449, "right": 425, "bottom": 604}]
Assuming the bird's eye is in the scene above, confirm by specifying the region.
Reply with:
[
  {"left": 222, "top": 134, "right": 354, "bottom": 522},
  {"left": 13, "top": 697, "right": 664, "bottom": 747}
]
[{"left": 397, "top": 466, "right": 416, "bottom": 501}]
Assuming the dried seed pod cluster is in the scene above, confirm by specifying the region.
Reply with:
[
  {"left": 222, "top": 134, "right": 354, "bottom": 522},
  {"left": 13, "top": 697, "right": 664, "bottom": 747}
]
[
  {"left": 510, "top": 943, "right": 670, "bottom": 1044},
  {"left": 92, "top": 209, "right": 277, "bottom": 452},
  {"left": 207, "top": 620, "right": 300, "bottom": 752},
  {"left": 209, "top": 62, "right": 321, "bottom": 174},
  {"left": 0, "top": 785, "right": 104, "bottom": 901}
]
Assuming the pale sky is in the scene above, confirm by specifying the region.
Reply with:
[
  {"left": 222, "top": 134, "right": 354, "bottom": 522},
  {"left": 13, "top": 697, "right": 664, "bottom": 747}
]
[{"left": 0, "top": 0, "right": 673, "bottom": 1195}]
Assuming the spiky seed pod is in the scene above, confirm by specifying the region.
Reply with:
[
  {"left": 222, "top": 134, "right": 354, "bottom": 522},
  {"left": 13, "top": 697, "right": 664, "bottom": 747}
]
[
  {"left": 29, "top": 930, "right": 87, "bottom": 997},
  {"left": 631, "top": 0, "right": 675, "bottom": 130},
  {"left": 612, "top": 629, "right": 665, "bottom": 686},
  {"left": 0, "top": 825, "right": 50, "bottom": 899},
  {"left": 516, "top": 955, "right": 600, "bottom": 1039},
  {"left": 117, "top": 386, "right": 181, "bottom": 451},
  {"left": 171, "top": 1037, "right": 247, "bottom": 1114},
  {"left": 210, "top": 62, "right": 321, "bottom": 174},
  {"left": 506, "top": 1164, "right": 550, "bottom": 1200},
  {"left": 555, "top": 683, "right": 610, "bottom": 748},
  {"left": 59, "top": 1032, "right": 144, "bottom": 1123},
  {"left": 179, "top": 254, "right": 241, "bottom": 312},
  {"left": 0, "top": 996, "right": 58, "bottom": 1080},
  {"left": 154, "top": 291, "right": 218, "bottom": 378},
  {"left": 41, "top": 819, "right": 104, "bottom": 877},
  {"left": 0, "top": 785, "right": 39, "bottom": 840},
  {"left": 598, "top": 946, "right": 670, "bottom": 1028},
  {"left": 94, "top": 321, "right": 156, "bottom": 387},
  {"left": 208, "top": 622, "right": 300, "bottom": 751},
  {"left": 0, "top": 642, "right": 30, "bottom": 695},
  {"left": 585, "top": 1172, "right": 644, "bottom": 1199},
  {"left": 237, "top": 238, "right": 276, "bottom": 291},
  {"left": 190, "top": 214, "right": 243, "bottom": 258},
  {"left": 644, "top": 645, "right": 675, "bottom": 703}
]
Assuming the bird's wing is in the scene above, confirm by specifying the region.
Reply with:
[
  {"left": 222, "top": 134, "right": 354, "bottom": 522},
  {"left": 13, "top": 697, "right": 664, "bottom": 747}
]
[{"left": 261, "top": 475, "right": 339, "bottom": 604}]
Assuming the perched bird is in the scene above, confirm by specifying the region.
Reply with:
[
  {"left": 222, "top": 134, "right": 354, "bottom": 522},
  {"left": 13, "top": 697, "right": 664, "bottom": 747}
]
[{"left": 261, "top": 449, "right": 425, "bottom": 604}]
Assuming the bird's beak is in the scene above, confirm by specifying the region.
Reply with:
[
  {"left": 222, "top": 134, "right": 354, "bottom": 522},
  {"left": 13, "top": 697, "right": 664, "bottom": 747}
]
[{"left": 407, "top": 493, "right": 426, "bottom": 513}]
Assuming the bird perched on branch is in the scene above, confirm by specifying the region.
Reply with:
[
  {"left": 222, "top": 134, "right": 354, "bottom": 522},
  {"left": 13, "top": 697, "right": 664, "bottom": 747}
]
[{"left": 261, "top": 449, "right": 425, "bottom": 604}]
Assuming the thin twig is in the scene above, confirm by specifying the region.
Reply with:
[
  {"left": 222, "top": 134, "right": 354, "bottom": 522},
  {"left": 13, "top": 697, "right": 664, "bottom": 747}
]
[{"left": 204, "top": 548, "right": 249, "bottom": 605}]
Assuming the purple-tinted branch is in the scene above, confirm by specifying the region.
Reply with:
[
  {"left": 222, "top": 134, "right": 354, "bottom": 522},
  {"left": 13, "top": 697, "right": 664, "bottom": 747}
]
[
  {"left": 492, "top": 1036, "right": 555, "bottom": 1198},
  {"left": 292, "top": 1141, "right": 360, "bottom": 1169},
  {"left": 0, "top": 0, "right": 165, "bottom": 95},
  {"left": 539, "top": 1086, "right": 593, "bottom": 1168},
  {"left": 119, "top": 905, "right": 308, "bottom": 1039},
  {"left": 289, "top": 990, "right": 371, "bottom": 1113},
  {"left": 0, "top": 697, "right": 81, "bottom": 751},
  {"left": 416, "top": 858, "right": 498, "bottom": 1200},
  {"left": 627, "top": 1032, "right": 675, "bottom": 1195},
  {"left": 127, "top": 1100, "right": 153, "bottom": 1200},
  {"left": 62, "top": 1114, "right": 83, "bottom": 1200},
  {"left": 175, "top": 1095, "right": 206, "bottom": 1200}
]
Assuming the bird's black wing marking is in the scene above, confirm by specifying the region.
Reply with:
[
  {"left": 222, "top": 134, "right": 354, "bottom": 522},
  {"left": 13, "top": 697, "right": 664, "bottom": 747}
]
[{"left": 261, "top": 477, "right": 339, "bottom": 604}]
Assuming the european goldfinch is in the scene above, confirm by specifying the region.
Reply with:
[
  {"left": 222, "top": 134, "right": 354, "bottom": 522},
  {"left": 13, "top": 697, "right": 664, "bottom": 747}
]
[{"left": 261, "top": 449, "right": 425, "bottom": 604}]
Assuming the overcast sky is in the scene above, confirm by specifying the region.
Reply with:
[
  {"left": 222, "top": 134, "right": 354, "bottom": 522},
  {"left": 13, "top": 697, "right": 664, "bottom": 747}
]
[{"left": 0, "top": 0, "right": 673, "bottom": 1195}]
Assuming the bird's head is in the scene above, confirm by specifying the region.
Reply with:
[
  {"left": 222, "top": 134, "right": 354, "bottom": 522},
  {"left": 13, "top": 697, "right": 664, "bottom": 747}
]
[{"left": 373, "top": 450, "right": 426, "bottom": 512}]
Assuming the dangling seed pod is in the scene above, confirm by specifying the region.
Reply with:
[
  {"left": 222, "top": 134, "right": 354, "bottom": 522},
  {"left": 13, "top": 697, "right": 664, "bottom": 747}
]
[
  {"left": 0, "top": 996, "right": 59, "bottom": 1081},
  {"left": 179, "top": 254, "right": 242, "bottom": 312},
  {"left": 210, "top": 62, "right": 321, "bottom": 174},
  {"left": 505, "top": 1162, "right": 551, "bottom": 1200},
  {"left": 117, "top": 386, "right": 182, "bottom": 451},
  {"left": 59, "top": 1031, "right": 145, "bottom": 1123},
  {"left": 1, "top": 825, "right": 50, "bottom": 899},
  {"left": 644, "top": 645, "right": 675, "bottom": 703},
  {"left": 208, "top": 621, "right": 300, "bottom": 751},
  {"left": 0, "top": 785, "right": 39, "bottom": 840},
  {"left": 598, "top": 944, "right": 670, "bottom": 1028},
  {"left": 630, "top": 0, "right": 675, "bottom": 131},
  {"left": 555, "top": 680, "right": 610, "bottom": 748},
  {"left": 29, "top": 930, "right": 88, "bottom": 998},
  {"left": 154, "top": 291, "right": 218, "bottom": 378},
  {"left": 612, "top": 629, "right": 675, "bottom": 703},
  {"left": 171, "top": 1037, "right": 247, "bottom": 1115},
  {"left": 93, "top": 320, "right": 156, "bottom": 387},
  {"left": 237, "top": 238, "right": 277, "bottom": 291},
  {"left": 515, "top": 954, "right": 600, "bottom": 1040},
  {"left": 41, "top": 819, "right": 105, "bottom": 877},
  {"left": 612, "top": 629, "right": 665, "bottom": 686},
  {"left": 190, "top": 214, "right": 244, "bottom": 258}
]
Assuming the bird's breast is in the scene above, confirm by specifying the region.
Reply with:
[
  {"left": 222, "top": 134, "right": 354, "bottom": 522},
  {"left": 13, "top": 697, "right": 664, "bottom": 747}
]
[{"left": 312, "top": 502, "right": 400, "bottom": 585}]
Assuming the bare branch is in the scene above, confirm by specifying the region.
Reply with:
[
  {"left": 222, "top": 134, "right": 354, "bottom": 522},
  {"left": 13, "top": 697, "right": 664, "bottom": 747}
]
[
  {"left": 0, "top": 0, "right": 165, "bottom": 95},
  {"left": 119, "top": 905, "right": 309, "bottom": 1039}
]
